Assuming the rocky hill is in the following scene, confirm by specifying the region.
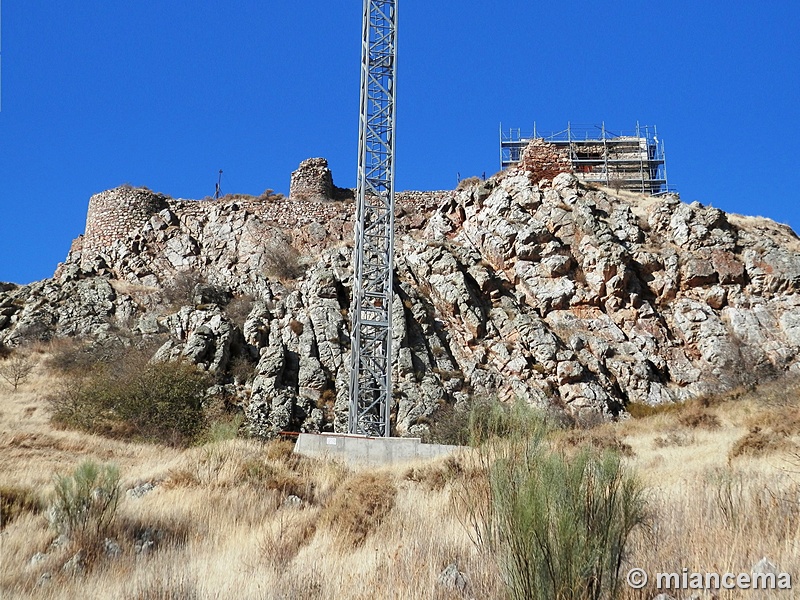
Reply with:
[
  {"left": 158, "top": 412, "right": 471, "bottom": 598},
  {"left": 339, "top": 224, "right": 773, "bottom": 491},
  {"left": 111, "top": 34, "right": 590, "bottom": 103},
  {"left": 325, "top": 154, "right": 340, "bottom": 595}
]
[{"left": 3, "top": 157, "right": 800, "bottom": 438}]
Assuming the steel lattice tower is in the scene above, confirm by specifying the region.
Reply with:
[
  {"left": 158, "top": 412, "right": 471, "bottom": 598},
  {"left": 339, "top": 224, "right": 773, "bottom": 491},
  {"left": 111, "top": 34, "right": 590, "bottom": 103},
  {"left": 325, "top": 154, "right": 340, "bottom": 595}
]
[{"left": 348, "top": 0, "right": 397, "bottom": 437}]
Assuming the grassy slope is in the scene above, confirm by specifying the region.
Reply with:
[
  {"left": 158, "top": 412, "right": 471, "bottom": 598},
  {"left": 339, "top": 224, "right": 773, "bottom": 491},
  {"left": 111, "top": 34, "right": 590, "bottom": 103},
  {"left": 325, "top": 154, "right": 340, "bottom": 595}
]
[{"left": 1, "top": 355, "right": 799, "bottom": 599}]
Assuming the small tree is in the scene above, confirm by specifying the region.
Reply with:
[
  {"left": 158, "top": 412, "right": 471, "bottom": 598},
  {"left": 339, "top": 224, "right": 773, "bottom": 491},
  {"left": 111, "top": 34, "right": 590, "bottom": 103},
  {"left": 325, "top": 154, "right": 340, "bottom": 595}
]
[{"left": 0, "top": 352, "right": 36, "bottom": 392}]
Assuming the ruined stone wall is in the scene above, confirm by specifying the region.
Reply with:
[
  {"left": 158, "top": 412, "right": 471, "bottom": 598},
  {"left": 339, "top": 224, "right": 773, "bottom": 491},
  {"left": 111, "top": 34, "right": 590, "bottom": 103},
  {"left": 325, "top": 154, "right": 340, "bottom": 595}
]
[
  {"left": 82, "top": 187, "right": 169, "bottom": 269},
  {"left": 77, "top": 173, "right": 452, "bottom": 272},
  {"left": 520, "top": 139, "right": 573, "bottom": 183},
  {"left": 289, "top": 157, "right": 335, "bottom": 202}
]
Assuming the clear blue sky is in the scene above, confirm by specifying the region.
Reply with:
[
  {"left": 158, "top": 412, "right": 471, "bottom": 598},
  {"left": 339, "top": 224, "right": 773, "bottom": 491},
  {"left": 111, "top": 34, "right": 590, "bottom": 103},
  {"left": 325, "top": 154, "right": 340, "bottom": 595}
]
[{"left": 1, "top": 1, "right": 799, "bottom": 284}]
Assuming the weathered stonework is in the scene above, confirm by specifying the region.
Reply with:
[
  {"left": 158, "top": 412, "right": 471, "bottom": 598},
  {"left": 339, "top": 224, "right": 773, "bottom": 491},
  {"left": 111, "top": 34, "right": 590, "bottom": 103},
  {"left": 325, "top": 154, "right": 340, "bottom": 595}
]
[
  {"left": 70, "top": 169, "right": 449, "bottom": 277},
  {"left": 82, "top": 186, "right": 169, "bottom": 270},
  {"left": 289, "top": 157, "right": 336, "bottom": 201},
  {"left": 520, "top": 139, "right": 572, "bottom": 183}
]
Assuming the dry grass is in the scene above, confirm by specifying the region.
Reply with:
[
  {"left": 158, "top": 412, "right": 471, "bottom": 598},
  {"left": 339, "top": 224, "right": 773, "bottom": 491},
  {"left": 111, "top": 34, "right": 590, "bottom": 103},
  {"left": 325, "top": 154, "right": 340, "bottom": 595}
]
[
  {"left": 320, "top": 472, "right": 396, "bottom": 548},
  {"left": 2, "top": 360, "right": 800, "bottom": 598},
  {"left": 0, "top": 357, "right": 490, "bottom": 599}
]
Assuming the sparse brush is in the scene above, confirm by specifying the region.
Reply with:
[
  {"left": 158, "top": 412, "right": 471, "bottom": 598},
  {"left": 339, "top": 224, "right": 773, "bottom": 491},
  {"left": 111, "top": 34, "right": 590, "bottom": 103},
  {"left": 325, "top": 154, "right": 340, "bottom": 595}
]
[
  {"left": 677, "top": 405, "right": 721, "bottom": 429},
  {"left": 263, "top": 236, "right": 304, "bottom": 281},
  {"left": 238, "top": 458, "right": 311, "bottom": 499},
  {"left": 729, "top": 427, "right": 794, "bottom": 459},
  {"left": 259, "top": 509, "right": 317, "bottom": 570},
  {"left": 48, "top": 461, "right": 120, "bottom": 543},
  {"left": 321, "top": 472, "right": 396, "bottom": 548},
  {"left": 0, "top": 484, "right": 43, "bottom": 529},
  {"left": 467, "top": 396, "right": 549, "bottom": 446},
  {"left": 125, "top": 569, "right": 200, "bottom": 600},
  {"left": 456, "top": 176, "right": 482, "bottom": 191},
  {"left": 0, "top": 351, "right": 37, "bottom": 392},
  {"left": 405, "top": 456, "right": 466, "bottom": 491},
  {"left": 560, "top": 427, "right": 635, "bottom": 457},
  {"left": 161, "top": 271, "right": 206, "bottom": 307},
  {"left": 224, "top": 294, "right": 255, "bottom": 328},
  {"left": 652, "top": 429, "right": 695, "bottom": 448},
  {"left": 425, "top": 403, "right": 471, "bottom": 446},
  {"left": 48, "top": 358, "right": 213, "bottom": 446},
  {"left": 625, "top": 401, "right": 680, "bottom": 419},
  {"left": 265, "top": 439, "right": 297, "bottom": 462}
]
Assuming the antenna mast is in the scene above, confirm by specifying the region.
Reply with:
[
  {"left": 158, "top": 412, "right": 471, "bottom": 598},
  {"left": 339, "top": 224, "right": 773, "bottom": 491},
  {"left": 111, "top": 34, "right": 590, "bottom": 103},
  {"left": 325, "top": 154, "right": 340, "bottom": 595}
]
[
  {"left": 215, "top": 169, "right": 223, "bottom": 199},
  {"left": 348, "top": 0, "right": 398, "bottom": 437}
]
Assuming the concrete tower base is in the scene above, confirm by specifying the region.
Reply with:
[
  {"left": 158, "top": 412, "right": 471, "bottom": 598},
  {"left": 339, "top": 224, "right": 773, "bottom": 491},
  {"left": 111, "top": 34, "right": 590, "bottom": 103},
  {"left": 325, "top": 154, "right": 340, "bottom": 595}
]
[{"left": 293, "top": 433, "right": 463, "bottom": 467}]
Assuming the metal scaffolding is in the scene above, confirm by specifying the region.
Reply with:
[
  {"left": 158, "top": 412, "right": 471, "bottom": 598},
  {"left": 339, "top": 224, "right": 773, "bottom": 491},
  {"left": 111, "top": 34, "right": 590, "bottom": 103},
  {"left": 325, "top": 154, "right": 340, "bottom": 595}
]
[
  {"left": 348, "top": 0, "right": 398, "bottom": 437},
  {"left": 500, "top": 122, "right": 669, "bottom": 195}
]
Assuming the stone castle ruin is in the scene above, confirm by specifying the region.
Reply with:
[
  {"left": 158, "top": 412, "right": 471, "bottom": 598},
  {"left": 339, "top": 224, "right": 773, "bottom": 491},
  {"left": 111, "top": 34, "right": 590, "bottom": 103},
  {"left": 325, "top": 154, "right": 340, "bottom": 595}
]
[
  {"left": 501, "top": 123, "right": 668, "bottom": 194},
  {"left": 7, "top": 150, "right": 800, "bottom": 437},
  {"left": 63, "top": 158, "right": 448, "bottom": 282},
  {"left": 289, "top": 157, "right": 354, "bottom": 202},
  {"left": 82, "top": 186, "right": 170, "bottom": 266}
]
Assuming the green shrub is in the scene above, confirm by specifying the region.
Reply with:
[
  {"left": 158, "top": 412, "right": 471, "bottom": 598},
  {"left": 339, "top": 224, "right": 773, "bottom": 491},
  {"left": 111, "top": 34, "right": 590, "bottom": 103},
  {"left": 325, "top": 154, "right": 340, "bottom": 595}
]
[
  {"left": 49, "top": 461, "right": 120, "bottom": 541},
  {"left": 49, "top": 358, "right": 213, "bottom": 446},
  {"left": 482, "top": 442, "right": 648, "bottom": 600},
  {"left": 461, "top": 408, "right": 648, "bottom": 600}
]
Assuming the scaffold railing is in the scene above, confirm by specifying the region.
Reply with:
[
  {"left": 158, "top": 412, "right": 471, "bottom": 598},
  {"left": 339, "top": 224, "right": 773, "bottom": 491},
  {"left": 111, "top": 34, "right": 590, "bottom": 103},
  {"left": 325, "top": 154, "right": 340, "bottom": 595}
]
[{"left": 499, "top": 121, "right": 670, "bottom": 194}]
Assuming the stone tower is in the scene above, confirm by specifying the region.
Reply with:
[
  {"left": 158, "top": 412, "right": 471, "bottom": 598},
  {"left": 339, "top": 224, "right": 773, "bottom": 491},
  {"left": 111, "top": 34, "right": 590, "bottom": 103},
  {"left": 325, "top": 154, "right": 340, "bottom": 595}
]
[
  {"left": 81, "top": 186, "right": 169, "bottom": 269},
  {"left": 289, "top": 158, "right": 336, "bottom": 202}
]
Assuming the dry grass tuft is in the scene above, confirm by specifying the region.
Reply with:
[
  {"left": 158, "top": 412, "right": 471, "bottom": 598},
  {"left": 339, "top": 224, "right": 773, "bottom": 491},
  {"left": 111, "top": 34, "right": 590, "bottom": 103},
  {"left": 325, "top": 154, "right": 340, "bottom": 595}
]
[
  {"left": 322, "top": 472, "right": 396, "bottom": 548},
  {"left": 404, "top": 456, "right": 466, "bottom": 491},
  {"left": 677, "top": 405, "right": 721, "bottom": 429},
  {"left": 652, "top": 429, "right": 695, "bottom": 448},
  {"left": 729, "top": 427, "right": 795, "bottom": 459},
  {"left": 123, "top": 567, "right": 200, "bottom": 600},
  {"left": 0, "top": 483, "right": 42, "bottom": 528},
  {"left": 259, "top": 509, "right": 318, "bottom": 570},
  {"left": 559, "top": 425, "right": 635, "bottom": 457},
  {"left": 625, "top": 401, "right": 681, "bottom": 419}
]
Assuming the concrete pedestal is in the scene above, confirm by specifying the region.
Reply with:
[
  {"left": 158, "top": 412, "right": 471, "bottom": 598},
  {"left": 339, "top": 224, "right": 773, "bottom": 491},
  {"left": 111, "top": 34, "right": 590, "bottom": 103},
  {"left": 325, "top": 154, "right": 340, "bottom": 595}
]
[{"left": 293, "top": 433, "right": 463, "bottom": 467}]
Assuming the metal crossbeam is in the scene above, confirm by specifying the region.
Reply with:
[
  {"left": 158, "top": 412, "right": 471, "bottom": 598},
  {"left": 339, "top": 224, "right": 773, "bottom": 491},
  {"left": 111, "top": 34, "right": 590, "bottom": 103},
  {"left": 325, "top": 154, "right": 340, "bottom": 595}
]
[{"left": 349, "top": 0, "right": 397, "bottom": 437}]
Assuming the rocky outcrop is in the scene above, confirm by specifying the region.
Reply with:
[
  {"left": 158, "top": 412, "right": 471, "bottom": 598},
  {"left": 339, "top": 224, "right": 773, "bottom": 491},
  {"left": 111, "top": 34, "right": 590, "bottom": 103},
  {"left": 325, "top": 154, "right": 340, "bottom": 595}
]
[{"left": 4, "top": 159, "right": 800, "bottom": 437}]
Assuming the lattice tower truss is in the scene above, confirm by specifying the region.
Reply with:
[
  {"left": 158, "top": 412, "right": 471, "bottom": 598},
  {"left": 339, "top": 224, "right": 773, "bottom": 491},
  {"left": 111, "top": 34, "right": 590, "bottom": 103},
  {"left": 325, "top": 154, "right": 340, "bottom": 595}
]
[{"left": 348, "top": 0, "right": 398, "bottom": 437}]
